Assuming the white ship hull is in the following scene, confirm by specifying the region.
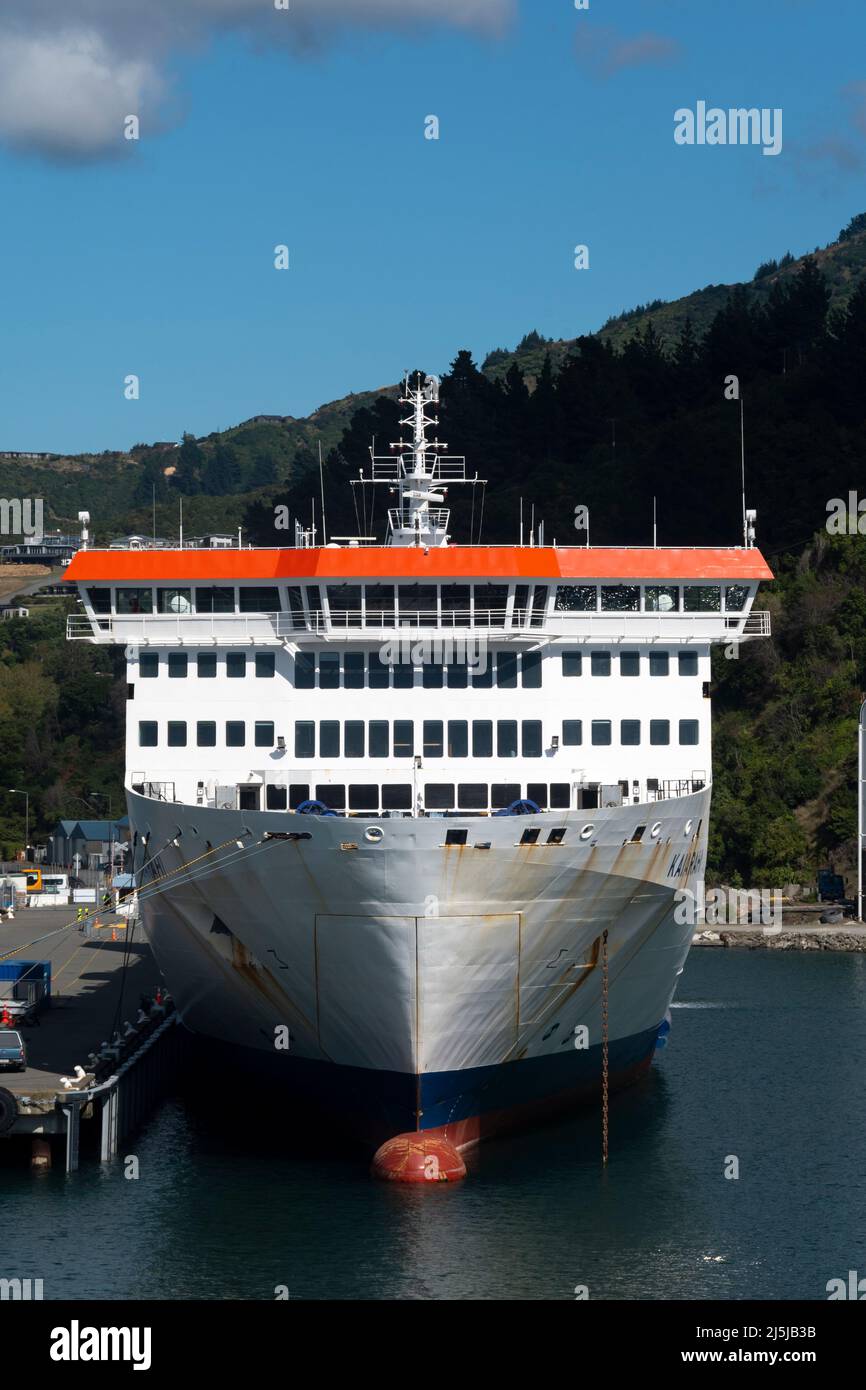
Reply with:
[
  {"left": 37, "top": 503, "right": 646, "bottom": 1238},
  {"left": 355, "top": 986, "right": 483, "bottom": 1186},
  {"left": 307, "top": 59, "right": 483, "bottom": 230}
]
[{"left": 129, "top": 786, "right": 709, "bottom": 1150}]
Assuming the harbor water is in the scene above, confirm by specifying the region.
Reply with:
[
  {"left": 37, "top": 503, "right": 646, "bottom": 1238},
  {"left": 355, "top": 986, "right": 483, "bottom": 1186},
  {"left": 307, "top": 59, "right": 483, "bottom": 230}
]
[{"left": 3, "top": 948, "right": 865, "bottom": 1301}]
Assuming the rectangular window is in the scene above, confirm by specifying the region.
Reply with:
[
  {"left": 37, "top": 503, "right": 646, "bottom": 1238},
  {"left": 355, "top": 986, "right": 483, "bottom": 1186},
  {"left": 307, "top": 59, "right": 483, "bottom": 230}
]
[
  {"left": 423, "top": 721, "right": 444, "bottom": 758},
  {"left": 600, "top": 584, "right": 640, "bottom": 611},
  {"left": 316, "top": 785, "right": 346, "bottom": 811},
  {"left": 440, "top": 585, "right": 471, "bottom": 626},
  {"left": 393, "top": 661, "right": 415, "bottom": 690},
  {"left": 474, "top": 584, "right": 508, "bottom": 626},
  {"left": 620, "top": 651, "right": 640, "bottom": 676},
  {"left": 197, "top": 721, "right": 216, "bottom": 747},
  {"left": 369, "top": 721, "right": 389, "bottom": 758},
  {"left": 238, "top": 587, "right": 280, "bottom": 613},
  {"left": 167, "top": 721, "right": 187, "bottom": 747},
  {"left": 725, "top": 584, "right": 750, "bottom": 612},
  {"left": 425, "top": 784, "right": 455, "bottom": 810},
  {"left": 591, "top": 720, "right": 612, "bottom": 746},
  {"left": 397, "top": 584, "right": 438, "bottom": 625},
  {"left": 447, "top": 721, "right": 468, "bottom": 758},
  {"left": 289, "top": 784, "right": 310, "bottom": 809},
  {"left": 496, "top": 652, "right": 518, "bottom": 688},
  {"left": 197, "top": 652, "right": 216, "bottom": 679},
  {"left": 326, "top": 585, "right": 362, "bottom": 625},
  {"left": 521, "top": 650, "right": 542, "bottom": 688},
  {"left": 266, "top": 785, "right": 288, "bottom": 810},
  {"left": 306, "top": 585, "right": 325, "bottom": 626},
  {"left": 683, "top": 585, "right": 721, "bottom": 613},
  {"left": 394, "top": 720, "right": 414, "bottom": 758},
  {"left": 649, "top": 650, "right": 669, "bottom": 676},
  {"left": 492, "top": 783, "right": 520, "bottom": 809},
  {"left": 255, "top": 652, "right": 275, "bottom": 678},
  {"left": 157, "top": 588, "right": 192, "bottom": 615},
  {"left": 349, "top": 785, "right": 379, "bottom": 811},
  {"left": 678, "top": 650, "right": 698, "bottom": 676},
  {"left": 117, "top": 588, "right": 153, "bottom": 615},
  {"left": 522, "top": 721, "right": 542, "bottom": 757},
  {"left": 344, "top": 652, "right": 365, "bottom": 689},
  {"left": 168, "top": 652, "right": 188, "bottom": 679},
  {"left": 87, "top": 587, "right": 111, "bottom": 614},
  {"left": 286, "top": 588, "right": 305, "bottom": 627},
  {"left": 195, "top": 586, "right": 234, "bottom": 613},
  {"left": 591, "top": 651, "right": 611, "bottom": 676},
  {"left": 368, "top": 653, "right": 390, "bottom": 689},
  {"left": 226, "top": 721, "right": 245, "bottom": 747},
  {"left": 423, "top": 663, "right": 444, "bottom": 688},
  {"left": 650, "top": 720, "right": 670, "bottom": 746},
  {"left": 139, "top": 652, "right": 158, "bottom": 678},
  {"left": 550, "top": 783, "right": 570, "bottom": 809},
  {"left": 472, "top": 659, "right": 494, "bottom": 688},
  {"left": 320, "top": 721, "right": 340, "bottom": 758},
  {"left": 645, "top": 586, "right": 680, "bottom": 613},
  {"left": 295, "top": 723, "right": 315, "bottom": 757},
  {"left": 472, "top": 721, "right": 493, "bottom": 758},
  {"left": 138, "top": 720, "right": 157, "bottom": 747},
  {"left": 294, "top": 652, "right": 315, "bottom": 689},
  {"left": 526, "top": 783, "right": 548, "bottom": 809},
  {"left": 344, "top": 722, "right": 365, "bottom": 758},
  {"left": 621, "top": 720, "right": 641, "bottom": 746},
  {"left": 226, "top": 652, "right": 246, "bottom": 678},
  {"left": 446, "top": 661, "right": 468, "bottom": 689},
  {"left": 529, "top": 587, "right": 548, "bottom": 627},
  {"left": 458, "top": 784, "right": 488, "bottom": 810},
  {"left": 563, "top": 720, "right": 582, "bottom": 746},
  {"left": 562, "top": 651, "right": 582, "bottom": 677},
  {"left": 497, "top": 720, "right": 518, "bottom": 758},
  {"left": 365, "top": 584, "right": 395, "bottom": 626},
  {"left": 319, "top": 652, "right": 340, "bottom": 690},
  {"left": 255, "top": 721, "right": 275, "bottom": 748},
  {"left": 679, "top": 719, "right": 700, "bottom": 745},
  {"left": 382, "top": 785, "right": 412, "bottom": 811},
  {"left": 555, "top": 585, "right": 597, "bottom": 612}
]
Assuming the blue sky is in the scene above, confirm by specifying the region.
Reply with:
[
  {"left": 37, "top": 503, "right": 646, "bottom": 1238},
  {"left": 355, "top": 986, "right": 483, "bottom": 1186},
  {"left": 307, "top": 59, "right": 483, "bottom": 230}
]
[{"left": 0, "top": 0, "right": 864, "bottom": 453}]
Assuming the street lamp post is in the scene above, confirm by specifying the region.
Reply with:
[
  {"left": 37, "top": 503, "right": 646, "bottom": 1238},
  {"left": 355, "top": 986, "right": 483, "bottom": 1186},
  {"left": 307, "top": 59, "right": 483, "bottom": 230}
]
[{"left": 8, "top": 788, "right": 29, "bottom": 861}]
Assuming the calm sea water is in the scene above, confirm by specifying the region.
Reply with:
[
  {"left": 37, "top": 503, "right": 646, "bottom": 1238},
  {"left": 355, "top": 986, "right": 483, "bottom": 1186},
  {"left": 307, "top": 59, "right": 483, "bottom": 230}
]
[{"left": 4, "top": 949, "right": 866, "bottom": 1301}]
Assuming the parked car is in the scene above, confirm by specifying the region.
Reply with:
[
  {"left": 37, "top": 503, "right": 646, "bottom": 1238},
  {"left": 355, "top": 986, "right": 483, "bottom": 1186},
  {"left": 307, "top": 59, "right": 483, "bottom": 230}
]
[{"left": 0, "top": 1029, "right": 26, "bottom": 1072}]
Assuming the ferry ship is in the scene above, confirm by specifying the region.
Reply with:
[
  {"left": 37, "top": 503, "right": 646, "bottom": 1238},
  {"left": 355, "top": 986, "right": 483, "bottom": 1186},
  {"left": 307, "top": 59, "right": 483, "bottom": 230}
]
[{"left": 64, "top": 375, "right": 772, "bottom": 1174}]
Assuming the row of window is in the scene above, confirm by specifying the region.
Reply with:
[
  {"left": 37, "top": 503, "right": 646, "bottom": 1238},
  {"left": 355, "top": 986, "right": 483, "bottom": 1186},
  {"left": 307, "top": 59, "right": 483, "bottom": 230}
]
[
  {"left": 138, "top": 651, "right": 276, "bottom": 679},
  {"left": 250, "top": 783, "right": 573, "bottom": 812},
  {"left": 88, "top": 580, "right": 752, "bottom": 622},
  {"left": 136, "top": 717, "right": 701, "bottom": 753},
  {"left": 564, "top": 650, "right": 698, "bottom": 677}
]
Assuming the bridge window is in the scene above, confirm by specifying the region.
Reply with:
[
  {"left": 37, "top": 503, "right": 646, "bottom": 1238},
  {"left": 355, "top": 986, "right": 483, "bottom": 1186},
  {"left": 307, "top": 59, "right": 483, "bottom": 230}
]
[
  {"left": 492, "top": 783, "right": 521, "bottom": 808},
  {"left": 441, "top": 585, "right": 471, "bottom": 625},
  {"left": 591, "top": 720, "right": 612, "bottom": 746},
  {"left": 458, "top": 784, "right": 488, "bottom": 810},
  {"left": 497, "top": 721, "right": 518, "bottom": 758},
  {"left": 326, "top": 585, "right": 362, "bottom": 623},
  {"left": 255, "top": 721, "right": 275, "bottom": 748},
  {"left": 157, "top": 588, "right": 192, "bottom": 615},
  {"left": 138, "top": 721, "right": 157, "bottom": 747},
  {"left": 423, "top": 721, "right": 444, "bottom": 758},
  {"left": 238, "top": 587, "right": 280, "bottom": 613},
  {"left": 365, "top": 584, "right": 395, "bottom": 626},
  {"left": 320, "top": 722, "right": 340, "bottom": 757},
  {"left": 295, "top": 723, "right": 315, "bottom": 757},
  {"left": 398, "top": 585, "right": 438, "bottom": 624},
  {"left": 650, "top": 720, "right": 670, "bottom": 746},
  {"left": 319, "top": 652, "right": 340, "bottom": 690},
  {"left": 139, "top": 652, "right": 158, "bottom": 678},
  {"left": 555, "top": 585, "right": 597, "bottom": 612},
  {"left": 345, "top": 722, "right": 365, "bottom": 758},
  {"left": 645, "top": 585, "right": 680, "bottom": 612},
  {"left": 496, "top": 652, "right": 518, "bottom": 688},
  {"left": 226, "top": 721, "right": 245, "bottom": 747},
  {"left": 226, "top": 652, "right": 246, "bottom": 678},
  {"left": 563, "top": 720, "right": 583, "bottom": 745},
  {"left": 87, "top": 587, "right": 111, "bottom": 614},
  {"left": 195, "top": 586, "right": 234, "bottom": 613},
  {"left": 344, "top": 652, "right": 365, "bottom": 689},
  {"left": 266, "top": 785, "right": 288, "bottom": 810},
  {"left": 679, "top": 719, "right": 700, "bottom": 745},
  {"left": 306, "top": 586, "right": 325, "bottom": 625},
  {"left": 117, "top": 587, "right": 153, "bottom": 615},
  {"left": 197, "top": 652, "right": 216, "bottom": 678},
  {"left": 167, "top": 721, "right": 187, "bottom": 747},
  {"left": 620, "top": 651, "right": 640, "bottom": 676},
  {"left": 522, "top": 650, "right": 542, "bottom": 687},
  {"left": 295, "top": 652, "right": 315, "bottom": 689},
  {"left": 168, "top": 652, "right": 188, "bottom": 678},
  {"left": 447, "top": 721, "right": 468, "bottom": 757},
  {"left": 256, "top": 652, "right": 275, "bottom": 678},
  {"left": 678, "top": 650, "right": 698, "bottom": 675},
  {"left": 472, "top": 721, "right": 493, "bottom": 757},
  {"left": 382, "top": 785, "right": 412, "bottom": 811},
  {"left": 591, "top": 651, "right": 611, "bottom": 676},
  {"left": 522, "top": 721, "right": 542, "bottom": 757},
  {"left": 649, "top": 650, "right": 669, "bottom": 676},
  {"left": 601, "top": 585, "right": 639, "bottom": 611},
  {"left": 621, "top": 720, "right": 641, "bottom": 746},
  {"left": 513, "top": 584, "right": 530, "bottom": 625},
  {"left": 349, "top": 785, "right": 379, "bottom": 811},
  {"left": 369, "top": 721, "right": 389, "bottom": 758},
  {"left": 394, "top": 721, "right": 414, "bottom": 758},
  {"left": 474, "top": 584, "right": 508, "bottom": 626},
  {"left": 197, "top": 721, "right": 216, "bottom": 747},
  {"left": 683, "top": 585, "right": 721, "bottom": 612},
  {"left": 286, "top": 587, "right": 305, "bottom": 627},
  {"left": 562, "top": 651, "right": 582, "bottom": 677},
  {"left": 529, "top": 587, "right": 549, "bottom": 627},
  {"left": 426, "top": 784, "right": 455, "bottom": 810},
  {"left": 725, "top": 584, "right": 750, "bottom": 612}
]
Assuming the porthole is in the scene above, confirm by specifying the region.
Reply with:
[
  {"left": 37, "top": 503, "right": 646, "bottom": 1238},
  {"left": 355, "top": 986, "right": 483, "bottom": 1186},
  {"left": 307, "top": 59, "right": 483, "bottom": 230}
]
[
  {"left": 684, "top": 819, "right": 693, "bottom": 836},
  {"left": 580, "top": 824, "right": 595, "bottom": 841},
  {"left": 364, "top": 826, "right": 384, "bottom": 844},
  {"left": 650, "top": 822, "right": 662, "bottom": 838}
]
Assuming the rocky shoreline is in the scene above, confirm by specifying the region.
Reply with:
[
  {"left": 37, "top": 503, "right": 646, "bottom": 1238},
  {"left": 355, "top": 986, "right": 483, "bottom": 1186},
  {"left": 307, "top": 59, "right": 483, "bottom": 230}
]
[{"left": 692, "top": 924, "right": 866, "bottom": 951}]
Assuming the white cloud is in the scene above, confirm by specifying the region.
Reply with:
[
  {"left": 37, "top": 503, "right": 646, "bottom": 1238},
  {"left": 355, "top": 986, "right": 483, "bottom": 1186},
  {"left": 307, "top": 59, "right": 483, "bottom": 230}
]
[{"left": 0, "top": 0, "right": 513, "bottom": 160}]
